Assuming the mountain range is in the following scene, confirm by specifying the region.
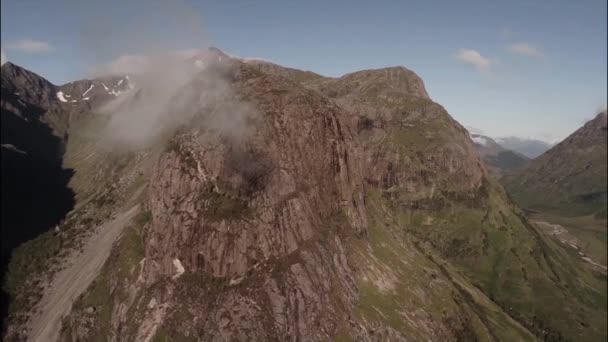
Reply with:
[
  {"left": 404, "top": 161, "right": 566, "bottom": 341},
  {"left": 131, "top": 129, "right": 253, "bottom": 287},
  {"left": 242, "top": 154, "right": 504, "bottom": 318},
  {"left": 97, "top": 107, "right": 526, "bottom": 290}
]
[
  {"left": 469, "top": 134, "right": 530, "bottom": 178},
  {"left": 495, "top": 137, "right": 553, "bottom": 159},
  {"left": 1, "top": 50, "right": 606, "bottom": 342}
]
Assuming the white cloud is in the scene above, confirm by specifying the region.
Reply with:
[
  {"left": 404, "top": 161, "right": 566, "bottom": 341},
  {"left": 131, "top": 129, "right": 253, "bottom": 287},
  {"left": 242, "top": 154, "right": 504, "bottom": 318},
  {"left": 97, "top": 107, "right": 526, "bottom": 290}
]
[
  {"left": 453, "top": 49, "right": 491, "bottom": 72},
  {"left": 1, "top": 48, "right": 7, "bottom": 65},
  {"left": 89, "top": 49, "right": 211, "bottom": 76},
  {"left": 7, "top": 39, "right": 53, "bottom": 53},
  {"left": 90, "top": 54, "right": 150, "bottom": 76},
  {"left": 507, "top": 42, "right": 544, "bottom": 59},
  {"left": 465, "top": 126, "right": 485, "bottom": 135}
]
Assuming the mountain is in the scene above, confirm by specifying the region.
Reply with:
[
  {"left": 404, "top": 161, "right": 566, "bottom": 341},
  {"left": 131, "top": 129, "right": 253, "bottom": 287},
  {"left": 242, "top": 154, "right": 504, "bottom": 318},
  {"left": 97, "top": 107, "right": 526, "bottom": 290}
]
[
  {"left": 1, "top": 62, "right": 76, "bottom": 324},
  {"left": 1, "top": 62, "right": 133, "bottom": 334},
  {"left": 470, "top": 134, "right": 530, "bottom": 177},
  {"left": 503, "top": 112, "right": 607, "bottom": 217},
  {"left": 496, "top": 136, "right": 553, "bottom": 159},
  {"left": 2, "top": 54, "right": 606, "bottom": 342}
]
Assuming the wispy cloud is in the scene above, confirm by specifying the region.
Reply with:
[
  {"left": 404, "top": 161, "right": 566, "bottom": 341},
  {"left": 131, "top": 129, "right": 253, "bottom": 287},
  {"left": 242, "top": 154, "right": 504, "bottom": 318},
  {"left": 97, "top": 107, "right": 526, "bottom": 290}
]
[
  {"left": 89, "top": 49, "right": 205, "bottom": 76},
  {"left": 465, "top": 126, "right": 484, "bottom": 135},
  {"left": 453, "top": 49, "right": 491, "bottom": 72},
  {"left": 507, "top": 42, "right": 544, "bottom": 59},
  {"left": 0, "top": 48, "right": 7, "bottom": 65},
  {"left": 7, "top": 39, "right": 53, "bottom": 53}
]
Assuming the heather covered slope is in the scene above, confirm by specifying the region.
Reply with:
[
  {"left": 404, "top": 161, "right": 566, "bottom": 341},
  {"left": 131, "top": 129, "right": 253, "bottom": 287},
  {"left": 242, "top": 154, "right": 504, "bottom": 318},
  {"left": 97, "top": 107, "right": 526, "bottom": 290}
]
[
  {"left": 501, "top": 112, "right": 607, "bottom": 281},
  {"left": 503, "top": 112, "right": 607, "bottom": 218}
]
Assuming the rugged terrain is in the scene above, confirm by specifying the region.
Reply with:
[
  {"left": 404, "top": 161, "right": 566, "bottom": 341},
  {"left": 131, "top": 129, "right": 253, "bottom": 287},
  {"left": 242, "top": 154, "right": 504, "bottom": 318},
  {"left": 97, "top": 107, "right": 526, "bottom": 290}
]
[
  {"left": 503, "top": 112, "right": 607, "bottom": 218},
  {"left": 495, "top": 137, "right": 553, "bottom": 159},
  {"left": 469, "top": 134, "right": 529, "bottom": 178},
  {"left": 502, "top": 111, "right": 607, "bottom": 273},
  {"left": 1, "top": 51, "right": 606, "bottom": 341}
]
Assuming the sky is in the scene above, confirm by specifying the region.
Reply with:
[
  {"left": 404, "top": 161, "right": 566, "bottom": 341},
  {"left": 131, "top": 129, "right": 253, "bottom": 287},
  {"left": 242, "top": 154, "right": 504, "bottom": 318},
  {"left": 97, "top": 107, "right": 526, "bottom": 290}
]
[{"left": 1, "top": 0, "right": 606, "bottom": 142}]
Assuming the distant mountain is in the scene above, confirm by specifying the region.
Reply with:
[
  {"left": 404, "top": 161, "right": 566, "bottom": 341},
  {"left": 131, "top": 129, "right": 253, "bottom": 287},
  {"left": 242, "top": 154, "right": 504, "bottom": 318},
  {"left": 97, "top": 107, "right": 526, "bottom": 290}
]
[
  {"left": 495, "top": 136, "right": 552, "bottom": 158},
  {"left": 470, "top": 134, "right": 529, "bottom": 177},
  {"left": 502, "top": 112, "right": 607, "bottom": 217}
]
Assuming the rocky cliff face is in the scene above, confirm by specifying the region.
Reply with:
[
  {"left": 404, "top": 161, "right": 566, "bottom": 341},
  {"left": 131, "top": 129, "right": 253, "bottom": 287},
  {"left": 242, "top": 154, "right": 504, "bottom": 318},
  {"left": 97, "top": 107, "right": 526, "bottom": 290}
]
[{"left": 3, "top": 53, "right": 605, "bottom": 342}]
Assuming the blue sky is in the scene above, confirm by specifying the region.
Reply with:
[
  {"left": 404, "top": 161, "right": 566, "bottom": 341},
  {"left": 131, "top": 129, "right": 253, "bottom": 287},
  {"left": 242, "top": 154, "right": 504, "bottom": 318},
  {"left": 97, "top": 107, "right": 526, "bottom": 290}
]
[{"left": 1, "top": 0, "right": 606, "bottom": 142}]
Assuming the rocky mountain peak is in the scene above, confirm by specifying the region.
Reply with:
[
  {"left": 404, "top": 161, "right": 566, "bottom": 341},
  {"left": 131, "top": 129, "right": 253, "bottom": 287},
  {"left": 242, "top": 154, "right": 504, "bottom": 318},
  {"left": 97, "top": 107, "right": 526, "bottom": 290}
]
[{"left": 338, "top": 66, "right": 430, "bottom": 99}]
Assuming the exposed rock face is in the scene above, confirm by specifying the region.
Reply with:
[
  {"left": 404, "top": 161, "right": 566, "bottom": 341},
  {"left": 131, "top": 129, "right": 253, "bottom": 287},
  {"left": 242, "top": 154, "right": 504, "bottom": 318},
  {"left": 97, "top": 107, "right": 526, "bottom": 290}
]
[
  {"left": 145, "top": 64, "right": 367, "bottom": 281},
  {"left": 62, "top": 61, "right": 370, "bottom": 341}
]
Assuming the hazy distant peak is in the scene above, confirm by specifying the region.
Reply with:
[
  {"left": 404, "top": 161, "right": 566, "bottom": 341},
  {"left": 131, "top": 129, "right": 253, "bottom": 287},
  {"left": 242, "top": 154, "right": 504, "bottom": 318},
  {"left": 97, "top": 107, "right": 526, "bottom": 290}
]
[{"left": 495, "top": 136, "right": 553, "bottom": 159}]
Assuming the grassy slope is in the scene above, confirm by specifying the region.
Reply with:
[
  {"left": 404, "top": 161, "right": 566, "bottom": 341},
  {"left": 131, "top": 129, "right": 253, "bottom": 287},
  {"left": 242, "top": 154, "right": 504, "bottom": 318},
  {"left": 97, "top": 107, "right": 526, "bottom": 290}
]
[
  {"left": 344, "top": 188, "right": 536, "bottom": 341},
  {"left": 501, "top": 114, "right": 607, "bottom": 218},
  {"left": 531, "top": 212, "right": 607, "bottom": 266},
  {"left": 380, "top": 113, "right": 607, "bottom": 341},
  {"left": 3, "top": 112, "right": 156, "bottom": 336},
  {"left": 61, "top": 210, "right": 149, "bottom": 341}
]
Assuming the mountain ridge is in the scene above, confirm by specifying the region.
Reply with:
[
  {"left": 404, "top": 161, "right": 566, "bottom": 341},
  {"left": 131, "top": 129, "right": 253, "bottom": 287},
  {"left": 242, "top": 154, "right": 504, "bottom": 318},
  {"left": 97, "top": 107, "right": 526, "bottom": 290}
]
[
  {"left": 1, "top": 54, "right": 606, "bottom": 341},
  {"left": 503, "top": 111, "right": 607, "bottom": 217}
]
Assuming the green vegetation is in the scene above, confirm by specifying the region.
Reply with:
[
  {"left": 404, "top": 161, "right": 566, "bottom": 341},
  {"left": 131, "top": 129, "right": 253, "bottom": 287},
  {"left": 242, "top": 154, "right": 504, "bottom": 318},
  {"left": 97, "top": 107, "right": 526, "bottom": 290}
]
[
  {"left": 135, "top": 209, "right": 153, "bottom": 227},
  {"left": 198, "top": 184, "right": 252, "bottom": 222},
  {"left": 62, "top": 215, "right": 145, "bottom": 340},
  {"left": 483, "top": 150, "right": 529, "bottom": 174},
  {"left": 532, "top": 212, "right": 607, "bottom": 266},
  {"left": 3, "top": 230, "right": 61, "bottom": 321},
  {"left": 350, "top": 107, "right": 607, "bottom": 341},
  {"left": 346, "top": 188, "right": 536, "bottom": 341}
]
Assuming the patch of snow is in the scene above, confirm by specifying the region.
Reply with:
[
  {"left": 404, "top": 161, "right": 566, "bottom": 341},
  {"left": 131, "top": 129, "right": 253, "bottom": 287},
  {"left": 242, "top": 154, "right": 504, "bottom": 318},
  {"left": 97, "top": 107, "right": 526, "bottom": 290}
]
[
  {"left": 56, "top": 91, "right": 68, "bottom": 102},
  {"left": 117, "top": 79, "right": 124, "bottom": 86},
  {"left": 71, "top": 100, "right": 77, "bottom": 103},
  {"left": 1, "top": 144, "right": 27, "bottom": 154},
  {"left": 14, "top": 92, "right": 19, "bottom": 95},
  {"left": 64, "top": 94, "right": 71, "bottom": 98},
  {"left": 471, "top": 135, "right": 489, "bottom": 146},
  {"left": 125, "top": 75, "right": 130, "bottom": 80},
  {"left": 101, "top": 82, "right": 109, "bottom": 91},
  {"left": 229, "top": 276, "right": 244, "bottom": 286},
  {"left": 194, "top": 59, "right": 205, "bottom": 69},
  {"left": 147, "top": 297, "right": 157, "bottom": 309},
  {"left": 82, "top": 97, "right": 90, "bottom": 101},
  {"left": 82, "top": 84, "right": 94, "bottom": 97},
  {"left": 172, "top": 258, "right": 185, "bottom": 279}
]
